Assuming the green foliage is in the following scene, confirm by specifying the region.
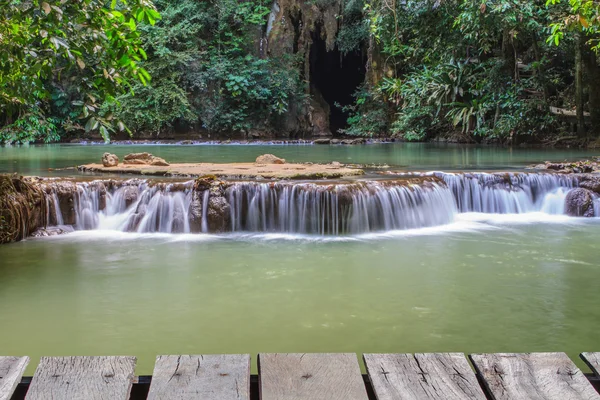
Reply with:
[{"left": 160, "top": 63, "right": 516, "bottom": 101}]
[
  {"left": 342, "top": 85, "right": 390, "bottom": 137},
  {"left": 0, "top": 0, "right": 160, "bottom": 143},
  {"left": 547, "top": 0, "right": 600, "bottom": 48},
  {"left": 0, "top": 108, "right": 60, "bottom": 144},
  {"left": 117, "top": 0, "right": 302, "bottom": 136},
  {"left": 197, "top": 55, "right": 301, "bottom": 133},
  {"left": 345, "top": 0, "right": 570, "bottom": 141},
  {"left": 337, "top": 0, "right": 369, "bottom": 54}
]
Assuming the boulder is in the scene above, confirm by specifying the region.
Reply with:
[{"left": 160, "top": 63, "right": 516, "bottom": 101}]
[
  {"left": 51, "top": 181, "right": 78, "bottom": 225},
  {"left": 102, "top": 153, "right": 119, "bottom": 167},
  {"left": 188, "top": 192, "right": 204, "bottom": 233},
  {"left": 256, "top": 154, "right": 286, "bottom": 164},
  {"left": 578, "top": 175, "right": 600, "bottom": 194},
  {"left": 565, "top": 188, "right": 596, "bottom": 217},
  {"left": 124, "top": 152, "right": 153, "bottom": 162},
  {"left": 313, "top": 138, "right": 331, "bottom": 145},
  {"left": 123, "top": 152, "right": 170, "bottom": 166},
  {"left": 207, "top": 195, "right": 231, "bottom": 232},
  {"left": 122, "top": 186, "right": 139, "bottom": 208}
]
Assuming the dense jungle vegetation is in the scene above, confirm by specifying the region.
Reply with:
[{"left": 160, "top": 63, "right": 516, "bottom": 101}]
[{"left": 2, "top": 0, "right": 600, "bottom": 144}]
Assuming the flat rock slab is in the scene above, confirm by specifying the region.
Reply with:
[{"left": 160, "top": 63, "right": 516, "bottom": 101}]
[
  {"left": 364, "top": 353, "right": 486, "bottom": 400},
  {"left": 581, "top": 353, "right": 600, "bottom": 377},
  {"left": 470, "top": 352, "right": 600, "bottom": 400},
  {"left": 25, "top": 356, "right": 136, "bottom": 400},
  {"left": 258, "top": 353, "right": 368, "bottom": 400},
  {"left": 78, "top": 163, "right": 364, "bottom": 180},
  {"left": 0, "top": 356, "right": 29, "bottom": 400},
  {"left": 147, "top": 354, "right": 250, "bottom": 400}
]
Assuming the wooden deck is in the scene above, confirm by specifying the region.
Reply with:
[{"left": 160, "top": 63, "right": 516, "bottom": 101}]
[{"left": 2, "top": 352, "right": 600, "bottom": 400}]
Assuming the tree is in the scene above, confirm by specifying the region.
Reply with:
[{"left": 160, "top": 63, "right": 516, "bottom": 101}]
[
  {"left": 547, "top": 0, "right": 600, "bottom": 136},
  {"left": 0, "top": 0, "right": 160, "bottom": 143}
]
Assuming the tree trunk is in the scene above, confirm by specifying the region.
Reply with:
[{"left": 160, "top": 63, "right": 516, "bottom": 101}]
[
  {"left": 583, "top": 44, "right": 600, "bottom": 136},
  {"left": 502, "top": 30, "right": 517, "bottom": 80},
  {"left": 576, "top": 33, "right": 586, "bottom": 137},
  {"left": 532, "top": 33, "right": 549, "bottom": 102}
]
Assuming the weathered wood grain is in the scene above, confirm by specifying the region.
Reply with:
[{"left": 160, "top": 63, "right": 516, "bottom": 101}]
[
  {"left": 147, "top": 354, "right": 250, "bottom": 400},
  {"left": 25, "top": 356, "right": 136, "bottom": 400},
  {"left": 581, "top": 353, "right": 600, "bottom": 378},
  {"left": 259, "top": 353, "right": 368, "bottom": 400},
  {"left": 364, "top": 353, "right": 486, "bottom": 400},
  {"left": 0, "top": 356, "right": 29, "bottom": 400},
  {"left": 470, "top": 352, "right": 600, "bottom": 400}
]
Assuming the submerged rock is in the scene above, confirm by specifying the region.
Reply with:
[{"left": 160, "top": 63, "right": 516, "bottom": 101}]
[
  {"left": 529, "top": 160, "right": 598, "bottom": 173},
  {"left": 31, "top": 226, "right": 74, "bottom": 238},
  {"left": 256, "top": 154, "right": 286, "bottom": 164},
  {"left": 102, "top": 153, "right": 119, "bottom": 167},
  {"left": 565, "top": 188, "right": 596, "bottom": 217},
  {"left": 122, "top": 186, "right": 139, "bottom": 208}
]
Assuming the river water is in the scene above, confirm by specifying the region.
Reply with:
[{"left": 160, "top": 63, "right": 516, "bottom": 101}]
[
  {"left": 1, "top": 142, "right": 599, "bottom": 175},
  {"left": 0, "top": 143, "right": 599, "bottom": 374}
]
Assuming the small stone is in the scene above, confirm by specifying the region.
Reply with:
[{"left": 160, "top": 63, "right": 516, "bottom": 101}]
[
  {"left": 102, "top": 153, "right": 119, "bottom": 167},
  {"left": 255, "top": 154, "right": 286, "bottom": 164},
  {"left": 313, "top": 139, "right": 331, "bottom": 145},
  {"left": 150, "top": 157, "right": 170, "bottom": 167}
]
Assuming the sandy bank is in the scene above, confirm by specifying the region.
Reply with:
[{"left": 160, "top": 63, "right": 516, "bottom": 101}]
[{"left": 78, "top": 162, "right": 365, "bottom": 180}]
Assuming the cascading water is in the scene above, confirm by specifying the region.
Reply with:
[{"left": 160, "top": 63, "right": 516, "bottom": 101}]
[
  {"left": 43, "top": 173, "right": 592, "bottom": 236},
  {"left": 227, "top": 181, "right": 456, "bottom": 234},
  {"left": 45, "top": 188, "right": 64, "bottom": 226},
  {"left": 53, "top": 181, "right": 195, "bottom": 233},
  {"left": 436, "top": 172, "right": 577, "bottom": 213}
]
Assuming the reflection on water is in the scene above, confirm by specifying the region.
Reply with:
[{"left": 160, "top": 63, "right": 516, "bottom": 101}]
[
  {"left": 0, "top": 217, "right": 599, "bottom": 374},
  {"left": 1, "top": 143, "right": 598, "bottom": 176}
]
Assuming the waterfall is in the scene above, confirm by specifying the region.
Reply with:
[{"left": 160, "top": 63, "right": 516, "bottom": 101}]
[
  {"left": 43, "top": 173, "right": 591, "bottom": 235},
  {"left": 227, "top": 181, "right": 456, "bottom": 234},
  {"left": 46, "top": 188, "right": 64, "bottom": 226},
  {"left": 201, "top": 190, "right": 210, "bottom": 233},
  {"left": 65, "top": 181, "right": 194, "bottom": 234},
  {"left": 436, "top": 172, "right": 576, "bottom": 214}
]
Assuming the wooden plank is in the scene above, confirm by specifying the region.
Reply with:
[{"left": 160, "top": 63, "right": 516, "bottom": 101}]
[
  {"left": 258, "top": 353, "right": 368, "bottom": 400},
  {"left": 0, "top": 356, "right": 29, "bottom": 400},
  {"left": 470, "top": 352, "right": 600, "bottom": 400},
  {"left": 25, "top": 356, "right": 136, "bottom": 400},
  {"left": 147, "top": 354, "right": 250, "bottom": 400},
  {"left": 364, "top": 353, "right": 486, "bottom": 400},
  {"left": 581, "top": 353, "right": 600, "bottom": 378}
]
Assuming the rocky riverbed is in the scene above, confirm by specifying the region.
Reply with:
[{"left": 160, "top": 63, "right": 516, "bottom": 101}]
[
  {"left": 2, "top": 169, "right": 599, "bottom": 244},
  {"left": 80, "top": 152, "right": 364, "bottom": 180}
]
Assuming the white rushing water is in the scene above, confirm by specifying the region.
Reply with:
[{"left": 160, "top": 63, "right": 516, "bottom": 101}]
[{"left": 44, "top": 172, "right": 593, "bottom": 235}]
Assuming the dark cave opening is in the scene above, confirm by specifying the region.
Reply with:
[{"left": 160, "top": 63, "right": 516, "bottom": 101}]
[{"left": 310, "top": 29, "right": 366, "bottom": 135}]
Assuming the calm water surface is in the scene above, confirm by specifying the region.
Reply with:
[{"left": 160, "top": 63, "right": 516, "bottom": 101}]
[
  {"left": 0, "top": 143, "right": 598, "bottom": 175},
  {"left": 1, "top": 143, "right": 599, "bottom": 375},
  {"left": 1, "top": 216, "right": 599, "bottom": 374}
]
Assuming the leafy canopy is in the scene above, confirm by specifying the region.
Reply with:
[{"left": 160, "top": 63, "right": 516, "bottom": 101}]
[{"left": 0, "top": 0, "right": 160, "bottom": 143}]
